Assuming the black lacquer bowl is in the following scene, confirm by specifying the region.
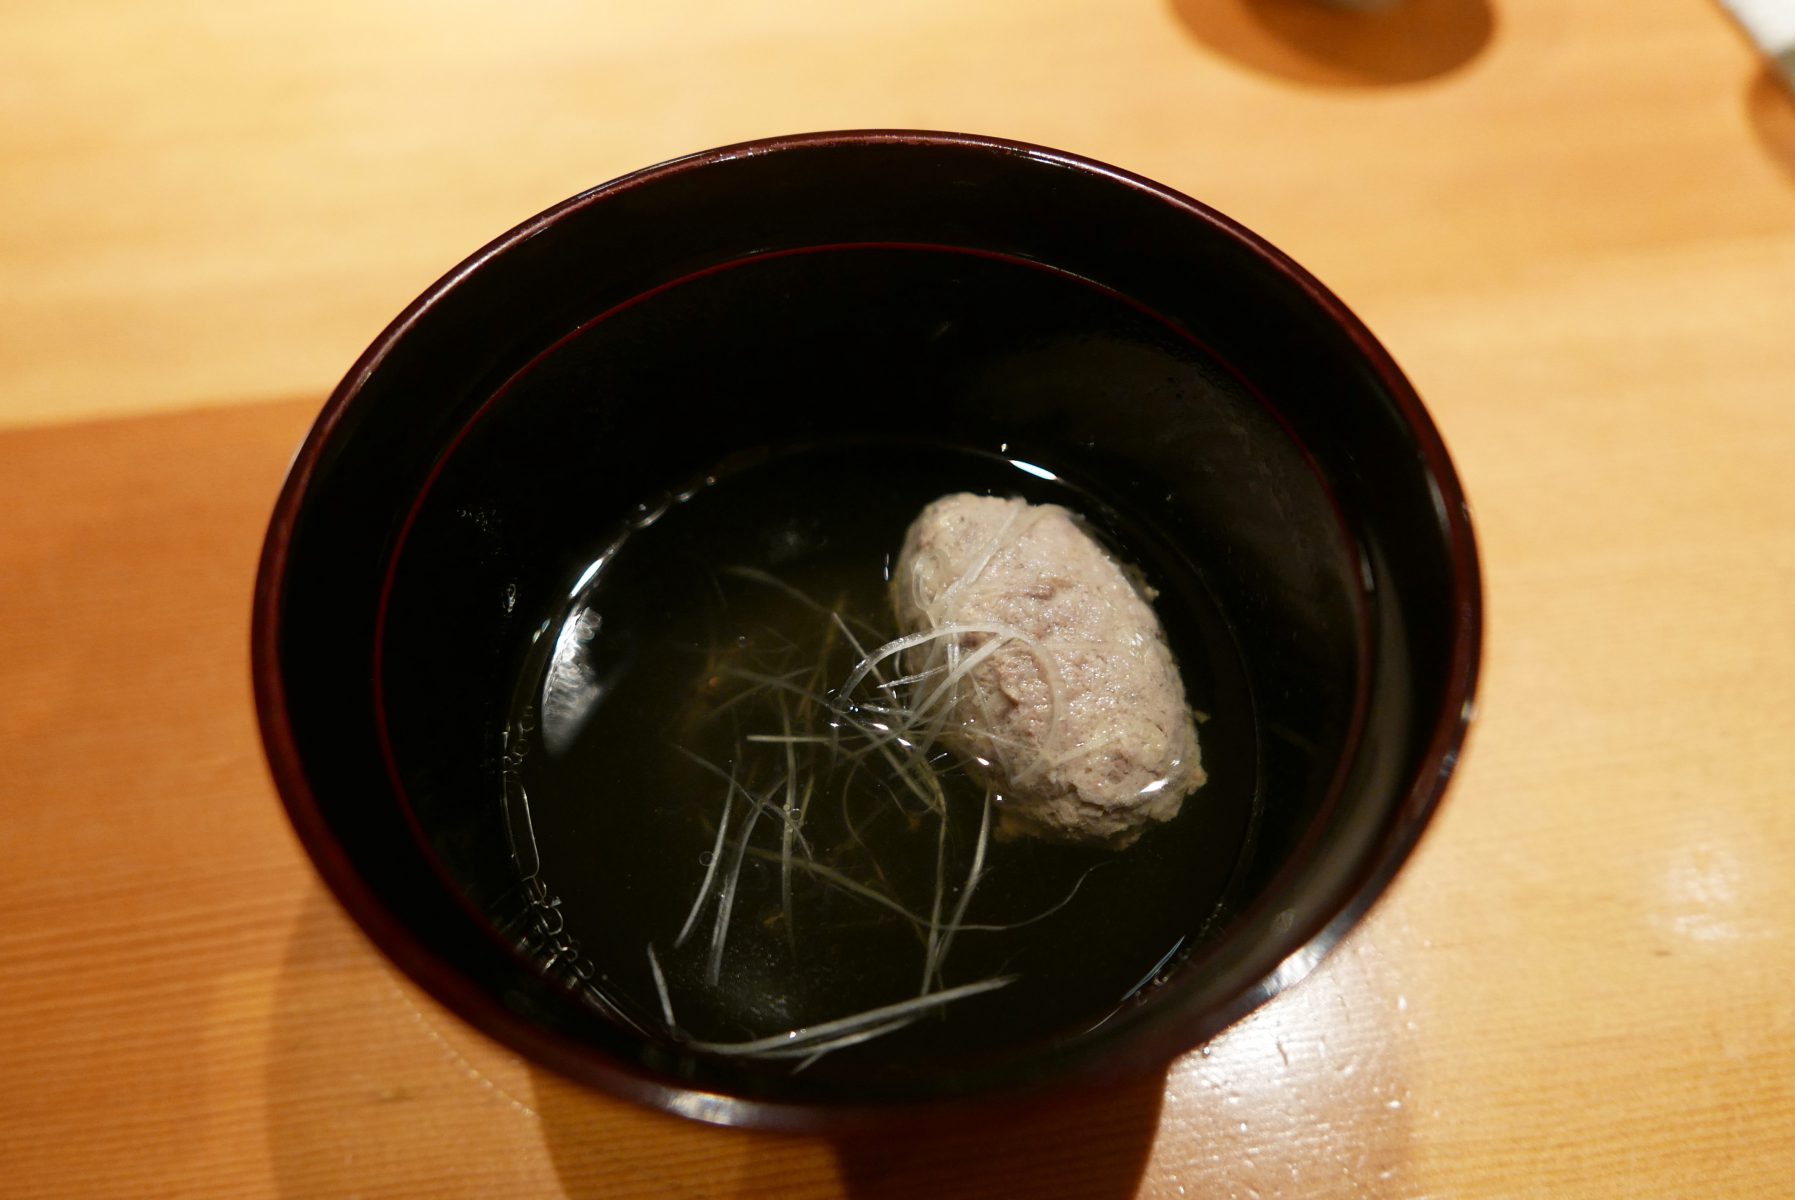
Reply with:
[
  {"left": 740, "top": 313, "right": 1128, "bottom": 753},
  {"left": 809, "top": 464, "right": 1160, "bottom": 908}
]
[{"left": 253, "top": 131, "right": 1480, "bottom": 1131}]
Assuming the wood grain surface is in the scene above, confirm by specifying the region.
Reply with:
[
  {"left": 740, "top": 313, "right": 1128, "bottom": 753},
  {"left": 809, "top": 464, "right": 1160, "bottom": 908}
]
[{"left": 3, "top": 0, "right": 1794, "bottom": 1195}]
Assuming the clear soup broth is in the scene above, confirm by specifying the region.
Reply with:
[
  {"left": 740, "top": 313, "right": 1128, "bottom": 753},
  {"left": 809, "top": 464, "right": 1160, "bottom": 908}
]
[{"left": 498, "top": 443, "right": 1259, "bottom": 1079}]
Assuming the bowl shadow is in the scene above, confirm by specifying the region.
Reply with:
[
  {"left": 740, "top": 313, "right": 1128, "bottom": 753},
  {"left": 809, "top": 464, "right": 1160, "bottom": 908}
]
[
  {"left": 1747, "top": 66, "right": 1795, "bottom": 185},
  {"left": 1167, "top": 0, "right": 1496, "bottom": 87},
  {"left": 829, "top": 1073, "right": 1165, "bottom": 1200},
  {"left": 528, "top": 1062, "right": 1165, "bottom": 1199}
]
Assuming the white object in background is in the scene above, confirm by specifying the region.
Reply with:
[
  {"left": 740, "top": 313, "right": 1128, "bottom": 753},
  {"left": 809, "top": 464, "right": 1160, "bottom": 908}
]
[{"left": 1719, "top": 0, "right": 1795, "bottom": 89}]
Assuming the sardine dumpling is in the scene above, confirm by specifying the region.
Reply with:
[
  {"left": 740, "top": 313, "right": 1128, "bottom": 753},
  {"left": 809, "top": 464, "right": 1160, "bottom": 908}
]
[{"left": 891, "top": 494, "right": 1205, "bottom": 848}]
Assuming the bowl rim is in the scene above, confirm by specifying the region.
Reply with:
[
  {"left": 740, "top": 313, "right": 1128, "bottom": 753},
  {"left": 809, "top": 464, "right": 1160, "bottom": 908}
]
[{"left": 252, "top": 127, "right": 1483, "bottom": 1132}]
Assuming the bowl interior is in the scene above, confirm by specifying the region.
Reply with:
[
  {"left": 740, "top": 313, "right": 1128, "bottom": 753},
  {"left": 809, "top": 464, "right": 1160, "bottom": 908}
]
[{"left": 260, "top": 133, "right": 1473, "bottom": 1122}]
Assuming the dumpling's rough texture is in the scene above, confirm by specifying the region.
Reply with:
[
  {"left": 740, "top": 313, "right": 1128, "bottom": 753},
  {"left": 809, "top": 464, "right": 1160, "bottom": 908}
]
[{"left": 892, "top": 493, "right": 1205, "bottom": 848}]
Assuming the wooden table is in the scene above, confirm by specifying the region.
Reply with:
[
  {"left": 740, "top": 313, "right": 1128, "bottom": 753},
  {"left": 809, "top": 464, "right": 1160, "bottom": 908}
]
[{"left": 5, "top": 0, "right": 1793, "bottom": 1195}]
